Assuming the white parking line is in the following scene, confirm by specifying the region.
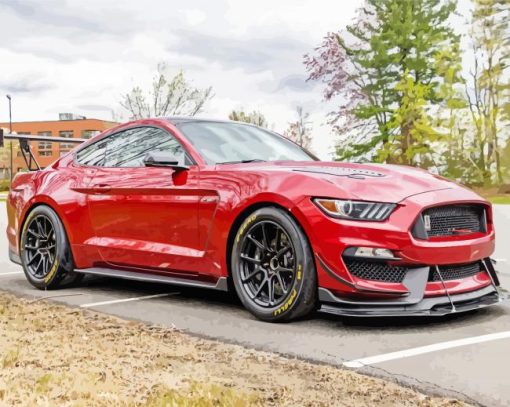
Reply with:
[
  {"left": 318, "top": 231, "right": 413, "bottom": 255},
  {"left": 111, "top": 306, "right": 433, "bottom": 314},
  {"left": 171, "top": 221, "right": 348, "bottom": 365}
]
[
  {"left": 80, "top": 293, "right": 172, "bottom": 308},
  {"left": 0, "top": 271, "right": 23, "bottom": 276},
  {"left": 343, "top": 331, "right": 510, "bottom": 368}
]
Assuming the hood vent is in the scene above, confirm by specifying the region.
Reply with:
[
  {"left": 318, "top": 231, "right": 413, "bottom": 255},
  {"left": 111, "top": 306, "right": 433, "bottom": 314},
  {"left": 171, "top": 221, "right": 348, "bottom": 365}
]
[{"left": 292, "top": 167, "right": 385, "bottom": 179}]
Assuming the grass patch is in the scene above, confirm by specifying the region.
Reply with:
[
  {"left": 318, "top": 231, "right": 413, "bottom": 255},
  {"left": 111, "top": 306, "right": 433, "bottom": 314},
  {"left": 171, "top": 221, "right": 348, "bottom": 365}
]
[
  {"left": 0, "top": 293, "right": 469, "bottom": 406},
  {"left": 146, "top": 383, "right": 258, "bottom": 407},
  {"left": 487, "top": 195, "right": 510, "bottom": 204}
]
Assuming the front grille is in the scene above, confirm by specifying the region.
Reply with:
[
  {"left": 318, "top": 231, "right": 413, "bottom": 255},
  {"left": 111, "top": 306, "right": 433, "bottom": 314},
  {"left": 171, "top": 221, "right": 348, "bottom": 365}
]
[
  {"left": 421, "top": 204, "right": 485, "bottom": 238},
  {"left": 430, "top": 262, "right": 483, "bottom": 281},
  {"left": 345, "top": 260, "right": 407, "bottom": 283}
]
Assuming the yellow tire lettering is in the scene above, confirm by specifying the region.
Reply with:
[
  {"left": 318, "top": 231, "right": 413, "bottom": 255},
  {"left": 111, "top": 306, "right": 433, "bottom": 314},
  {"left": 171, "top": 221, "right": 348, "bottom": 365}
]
[
  {"left": 236, "top": 214, "right": 257, "bottom": 243},
  {"left": 44, "top": 258, "right": 59, "bottom": 284},
  {"left": 22, "top": 213, "right": 34, "bottom": 234},
  {"left": 273, "top": 288, "right": 297, "bottom": 316},
  {"left": 297, "top": 264, "right": 302, "bottom": 281}
]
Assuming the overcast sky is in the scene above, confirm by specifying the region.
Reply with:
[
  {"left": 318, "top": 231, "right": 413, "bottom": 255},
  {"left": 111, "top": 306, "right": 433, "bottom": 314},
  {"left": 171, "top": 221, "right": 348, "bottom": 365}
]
[
  {"left": 0, "top": 0, "right": 367, "bottom": 158},
  {"left": 0, "top": 0, "right": 472, "bottom": 159}
]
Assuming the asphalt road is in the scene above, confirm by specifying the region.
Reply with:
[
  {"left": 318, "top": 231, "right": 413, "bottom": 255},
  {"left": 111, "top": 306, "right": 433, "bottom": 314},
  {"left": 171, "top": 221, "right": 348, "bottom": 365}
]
[{"left": 1, "top": 203, "right": 509, "bottom": 406}]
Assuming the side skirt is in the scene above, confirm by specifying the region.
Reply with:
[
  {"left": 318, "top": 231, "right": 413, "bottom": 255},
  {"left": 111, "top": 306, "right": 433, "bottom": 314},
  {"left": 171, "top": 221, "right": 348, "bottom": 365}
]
[{"left": 74, "top": 267, "right": 229, "bottom": 291}]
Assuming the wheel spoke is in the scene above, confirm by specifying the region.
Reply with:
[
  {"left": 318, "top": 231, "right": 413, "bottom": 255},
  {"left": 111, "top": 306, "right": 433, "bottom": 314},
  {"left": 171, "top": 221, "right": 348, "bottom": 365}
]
[
  {"left": 267, "top": 275, "right": 275, "bottom": 305},
  {"left": 276, "top": 273, "right": 288, "bottom": 294},
  {"left": 252, "top": 277, "right": 268, "bottom": 299},
  {"left": 27, "top": 229, "right": 42, "bottom": 238},
  {"left": 42, "top": 255, "right": 49, "bottom": 275},
  {"left": 261, "top": 223, "right": 270, "bottom": 250},
  {"left": 35, "top": 256, "right": 44, "bottom": 274},
  {"left": 48, "top": 251, "right": 54, "bottom": 266},
  {"left": 36, "top": 219, "right": 45, "bottom": 237},
  {"left": 240, "top": 254, "right": 261, "bottom": 264},
  {"left": 278, "top": 266, "right": 294, "bottom": 273},
  {"left": 242, "top": 266, "right": 263, "bottom": 283},
  {"left": 275, "top": 245, "right": 291, "bottom": 258},
  {"left": 247, "top": 235, "right": 265, "bottom": 251},
  {"left": 27, "top": 252, "right": 41, "bottom": 265}
]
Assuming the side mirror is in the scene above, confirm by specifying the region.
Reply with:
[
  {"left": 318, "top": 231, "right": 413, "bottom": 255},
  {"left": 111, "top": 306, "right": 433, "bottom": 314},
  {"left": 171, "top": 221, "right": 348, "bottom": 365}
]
[{"left": 143, "top": 151, "right": 189, "bottom": 171}]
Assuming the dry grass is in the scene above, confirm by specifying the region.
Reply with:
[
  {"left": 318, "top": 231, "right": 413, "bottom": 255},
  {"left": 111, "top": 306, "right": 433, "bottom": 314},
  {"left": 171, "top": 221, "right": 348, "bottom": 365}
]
[{"left": 0, "top": 293, "right": 469, "bottom": 406}]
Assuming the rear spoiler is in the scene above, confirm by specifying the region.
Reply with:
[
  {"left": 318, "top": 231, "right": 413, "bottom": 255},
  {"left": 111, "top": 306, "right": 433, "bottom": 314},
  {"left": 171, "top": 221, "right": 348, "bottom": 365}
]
[{"left": 0, "top": 128, "right": 86, "bottom": 171}]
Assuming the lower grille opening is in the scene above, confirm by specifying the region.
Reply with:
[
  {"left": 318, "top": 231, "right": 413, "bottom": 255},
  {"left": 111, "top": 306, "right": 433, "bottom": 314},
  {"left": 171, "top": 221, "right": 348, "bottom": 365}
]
[
  {"left": 430, "top": 261, "right": 482, "bottom": 281},
  {"left": 344, "top": 259, "right": 485, "bottom": 284},
  {"left": 344, "top": 260, "right": 408, "bottom": 283}
]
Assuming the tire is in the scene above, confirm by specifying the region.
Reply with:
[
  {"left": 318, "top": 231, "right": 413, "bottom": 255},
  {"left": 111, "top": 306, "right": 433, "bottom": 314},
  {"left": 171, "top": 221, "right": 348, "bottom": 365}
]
[
  {"left": 231, "top": 207, "right": 317, "bottom": 322},
  {"left": 20, "top": 205, "right": 79, "bottom": 290}
]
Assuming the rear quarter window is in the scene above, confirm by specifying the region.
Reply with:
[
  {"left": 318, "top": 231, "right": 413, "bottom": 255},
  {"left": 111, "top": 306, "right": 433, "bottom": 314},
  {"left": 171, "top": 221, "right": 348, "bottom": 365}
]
[{"left": 75, "top": 140, "right": 107, "bottom": 166}]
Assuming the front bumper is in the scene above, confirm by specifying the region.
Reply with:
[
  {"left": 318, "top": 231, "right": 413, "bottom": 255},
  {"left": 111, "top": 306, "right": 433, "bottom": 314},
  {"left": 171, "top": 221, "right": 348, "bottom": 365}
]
[
  {"left": 299, "top": 189, "right": 497, "bottom": 297},
  {"left": 318, "top": 262, "right": 508, "bottom": 317}
]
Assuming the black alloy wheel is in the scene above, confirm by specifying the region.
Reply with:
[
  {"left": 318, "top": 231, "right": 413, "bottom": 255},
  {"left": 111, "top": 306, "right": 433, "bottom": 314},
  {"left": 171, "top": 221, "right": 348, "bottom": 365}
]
[
  {"left": 239, "top": 220, "right": 296, "bottom": 308},
  {"left": 23, "top": 214, "right": 57, "bottom": 279},
  {"left": 20, "top": 205, "right": 80, "bottom": 289},
  {"left": 232, "top": 207, "right": 317, "bottom": 322}
]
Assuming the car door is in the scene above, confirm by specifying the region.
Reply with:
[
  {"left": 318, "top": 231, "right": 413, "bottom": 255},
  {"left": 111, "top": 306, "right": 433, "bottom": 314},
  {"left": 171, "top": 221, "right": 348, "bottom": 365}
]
[{"left": 86, "top": 126, "right": 202, "bottom": 274}]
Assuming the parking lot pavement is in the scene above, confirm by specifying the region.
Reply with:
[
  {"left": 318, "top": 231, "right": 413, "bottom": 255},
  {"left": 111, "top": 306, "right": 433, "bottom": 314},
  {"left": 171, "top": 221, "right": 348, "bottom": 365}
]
[{"left": 1, "top": 204, "right": 510, "bottom": 406}]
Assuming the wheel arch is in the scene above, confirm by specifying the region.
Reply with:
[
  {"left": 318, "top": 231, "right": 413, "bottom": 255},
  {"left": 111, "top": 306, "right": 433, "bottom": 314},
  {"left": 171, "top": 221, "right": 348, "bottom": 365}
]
[
  {"left": 18, "top": 197, "right": 73, "bottom": 254},
  {"left": 225, "top": 200, "right": 316, "bottom": 280}
]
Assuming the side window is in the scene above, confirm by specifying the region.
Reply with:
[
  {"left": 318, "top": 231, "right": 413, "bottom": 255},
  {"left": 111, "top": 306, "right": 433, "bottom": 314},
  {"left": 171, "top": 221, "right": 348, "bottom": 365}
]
[
  {"left": 103, "top": 127, "right": 188, "bottom": 168},
  {"left": 75, "top": 139, "right": 107, "bottom": 166}
]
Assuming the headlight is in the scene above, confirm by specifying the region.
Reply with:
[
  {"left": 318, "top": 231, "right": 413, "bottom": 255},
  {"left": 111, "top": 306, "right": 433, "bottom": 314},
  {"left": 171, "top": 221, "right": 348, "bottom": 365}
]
[{"left": 313, "top": 199, "right": 396, "bottom": 221}]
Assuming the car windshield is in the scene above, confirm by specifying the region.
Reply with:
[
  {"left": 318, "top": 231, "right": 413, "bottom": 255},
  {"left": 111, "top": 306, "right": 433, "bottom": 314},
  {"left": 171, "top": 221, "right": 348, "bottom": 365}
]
[{"left": 176, "top": 121, "right": 317, "bottom": 165}]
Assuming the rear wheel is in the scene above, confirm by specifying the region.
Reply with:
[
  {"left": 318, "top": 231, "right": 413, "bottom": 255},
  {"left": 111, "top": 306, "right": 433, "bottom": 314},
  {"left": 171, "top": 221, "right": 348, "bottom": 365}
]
[
  {"left": 20, "top": 206, "right": 80, "bottom": 289},
  {"left": 231, "top": 207, "right": 317, "bottom": 322}
]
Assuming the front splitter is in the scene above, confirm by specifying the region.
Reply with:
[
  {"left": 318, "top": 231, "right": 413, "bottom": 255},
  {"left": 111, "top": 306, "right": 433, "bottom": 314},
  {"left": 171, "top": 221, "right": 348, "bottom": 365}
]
[{"left": 318, "top": 285, "right": 508, "bottom": 317}]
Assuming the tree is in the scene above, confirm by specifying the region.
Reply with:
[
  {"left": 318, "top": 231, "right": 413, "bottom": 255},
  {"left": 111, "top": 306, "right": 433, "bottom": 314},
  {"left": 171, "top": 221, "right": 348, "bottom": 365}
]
[
  {"left": 120, "top": 63, "right": 213, "bottom": 119},
  {"left": 378, "top": 72, "right": 441, "bottom": 168},
  {"left": 502, "top": 137, "right": 510, "bottom": 183},
  {"left": 283, "top": 106, "right": 313, "bottom": 149},
  {"left": 465, "top": 0, "right": 510, "bottom": 185},
  {"left": 228, "top": 110, "right": 268, "bottom": 127},
  {"left": 304, "top": 0, "right": 459, "bottom": 165},
  {"left": 434, "top": 43, "right": 470, "bottom": 180}
]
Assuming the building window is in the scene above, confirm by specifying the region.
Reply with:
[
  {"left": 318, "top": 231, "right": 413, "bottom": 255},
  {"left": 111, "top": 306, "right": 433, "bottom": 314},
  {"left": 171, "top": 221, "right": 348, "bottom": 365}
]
[
  {"left": 38, "top": 131, "right": 52, "bottom": 156},
  {"left": 59, "top": 130, "right": 74, "bottom": 154},
  {"left": 81, "top": 130, "right": 100, "bottom": 139}
]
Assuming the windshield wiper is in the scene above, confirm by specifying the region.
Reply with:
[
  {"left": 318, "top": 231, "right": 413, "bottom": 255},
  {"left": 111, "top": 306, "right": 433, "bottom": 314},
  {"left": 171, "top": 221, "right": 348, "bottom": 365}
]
[{"left": 217, "top": 159, "right": 267, "bottom": 164}]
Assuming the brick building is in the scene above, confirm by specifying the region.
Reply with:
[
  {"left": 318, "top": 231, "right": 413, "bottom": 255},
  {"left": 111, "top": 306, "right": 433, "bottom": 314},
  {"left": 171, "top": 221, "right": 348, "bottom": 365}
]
[{"left": 0, "top": 114, "right": 117, "bottom": 176}]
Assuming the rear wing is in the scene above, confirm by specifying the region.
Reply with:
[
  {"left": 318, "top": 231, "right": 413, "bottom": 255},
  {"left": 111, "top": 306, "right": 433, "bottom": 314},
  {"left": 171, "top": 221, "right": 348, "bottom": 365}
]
[{"left": 0, "top": 128, "right": 86, "bottom": 171}]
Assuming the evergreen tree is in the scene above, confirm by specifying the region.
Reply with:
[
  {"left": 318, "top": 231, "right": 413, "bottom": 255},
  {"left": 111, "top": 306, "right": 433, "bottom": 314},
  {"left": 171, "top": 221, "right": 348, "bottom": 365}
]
[{"left": 305, "top": 0, "right": 459, "bottom": 165}]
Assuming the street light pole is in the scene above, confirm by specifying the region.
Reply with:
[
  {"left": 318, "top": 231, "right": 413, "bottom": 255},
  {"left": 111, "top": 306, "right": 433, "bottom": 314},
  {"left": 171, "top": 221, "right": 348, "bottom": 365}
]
[{"left": 6, "top": 95, "right": 13, "bottom": 182}]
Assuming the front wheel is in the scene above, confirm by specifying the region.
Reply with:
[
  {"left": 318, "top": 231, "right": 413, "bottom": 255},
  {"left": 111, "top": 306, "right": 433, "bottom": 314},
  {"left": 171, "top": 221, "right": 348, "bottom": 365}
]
[
  {"left": 231, "top": 207, "right": 317, "bottom": 322},
  {"left": 20, "top": 205, "right": 80, "bottom": 289}
]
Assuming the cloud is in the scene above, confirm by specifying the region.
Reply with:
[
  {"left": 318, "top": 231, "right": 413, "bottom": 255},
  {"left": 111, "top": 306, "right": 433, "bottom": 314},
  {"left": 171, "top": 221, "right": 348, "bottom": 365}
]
[
  {"left": 0, "top": 76, "right": 55, "bottom": 94},
  {"left": 274, "top": 74, "right": 315, "bottom": 93},
  {"left": 0, "top": 0, "right": 363, "bottom": 158},
  {"left": 173, "top": 29, "right": 309, "bottom": 74},
  {"left": 76, "top": 104, "right": 114, "bottom": 112}
]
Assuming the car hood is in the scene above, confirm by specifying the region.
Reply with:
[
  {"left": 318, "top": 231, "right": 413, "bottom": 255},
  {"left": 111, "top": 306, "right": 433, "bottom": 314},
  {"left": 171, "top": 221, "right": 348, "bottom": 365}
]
[{"left": 236, "top": 161, "right": 470, "bottom": 203}]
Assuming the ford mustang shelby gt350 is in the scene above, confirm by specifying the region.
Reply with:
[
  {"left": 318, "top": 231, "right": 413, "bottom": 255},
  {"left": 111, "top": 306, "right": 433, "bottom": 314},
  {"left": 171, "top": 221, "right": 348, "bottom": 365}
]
[{"left": 6, "top": 118, "right": 506, "bottom": 321}]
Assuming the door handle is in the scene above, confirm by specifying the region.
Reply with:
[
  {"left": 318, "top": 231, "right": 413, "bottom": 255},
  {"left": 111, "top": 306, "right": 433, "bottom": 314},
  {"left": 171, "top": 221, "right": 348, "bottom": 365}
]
[{"left": 92, "top": 183, "right": 112, "bottom": 193}]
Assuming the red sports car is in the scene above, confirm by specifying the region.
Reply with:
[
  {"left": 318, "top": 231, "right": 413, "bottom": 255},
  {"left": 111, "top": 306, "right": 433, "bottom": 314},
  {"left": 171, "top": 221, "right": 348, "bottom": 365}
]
[{"left": 6, "top": 118, "right": 506, "bottom": 321}]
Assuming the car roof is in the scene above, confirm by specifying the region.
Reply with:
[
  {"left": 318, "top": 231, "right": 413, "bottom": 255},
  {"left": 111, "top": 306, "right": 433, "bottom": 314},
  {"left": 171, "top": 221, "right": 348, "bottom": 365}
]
[{"left": 164, "top": 116, "right": 256, "bottom": 127}]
